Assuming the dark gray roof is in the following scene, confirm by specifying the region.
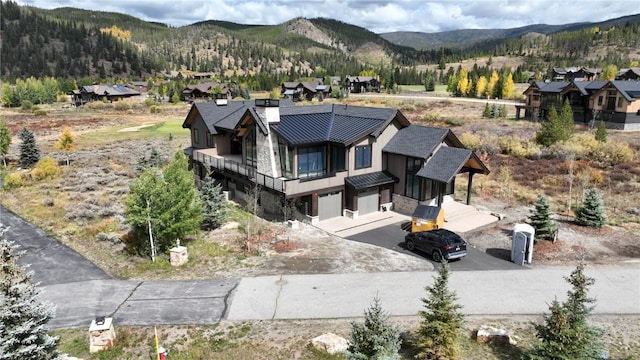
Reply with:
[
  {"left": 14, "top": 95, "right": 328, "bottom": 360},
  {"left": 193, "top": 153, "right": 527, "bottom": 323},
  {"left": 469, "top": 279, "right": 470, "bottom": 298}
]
[
  {"left": 416, "top": 146, "right": 472, "bottom": 183},
  {"left": 611, "top": 80, "right": 640, "bottom": 101},
  {"left": 272, "top": 104, "right": 399, "bottom": 146},
  {"left": 538, "top": 81, "right": 569, "bottom": 93},
  {"left": 345, "top": 171, "right": 398, "bottom": 190},
  {"left": 382, "top": 125, "right": 448, "bottom": 159}
]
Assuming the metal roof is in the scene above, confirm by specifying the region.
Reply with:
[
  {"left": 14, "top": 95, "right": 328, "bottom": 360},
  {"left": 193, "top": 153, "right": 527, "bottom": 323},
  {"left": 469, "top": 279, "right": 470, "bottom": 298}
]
[
  {"left": 382, "top": 125, "right": 448, "bottom": 159},
  {"left": 416, "top": 146, "right": 472, "bottom": 183},
  {"left": 345, "top": 171, "right": 398, "bottom": 190}
]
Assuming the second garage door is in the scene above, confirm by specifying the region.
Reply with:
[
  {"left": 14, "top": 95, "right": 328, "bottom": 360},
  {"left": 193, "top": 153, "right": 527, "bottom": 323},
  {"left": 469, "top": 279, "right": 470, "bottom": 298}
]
[
  {"left": 318, "top": 191, "right": 342, "bottom": 221},
  {"left": 357, "top": 188, "right": 379, "bottom": 216}
]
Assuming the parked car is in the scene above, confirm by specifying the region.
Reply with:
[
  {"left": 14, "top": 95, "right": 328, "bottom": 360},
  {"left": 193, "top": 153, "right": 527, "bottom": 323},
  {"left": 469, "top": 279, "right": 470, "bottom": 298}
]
[{"left": 404, "top": 229, "right": 467, "bottom": 262}]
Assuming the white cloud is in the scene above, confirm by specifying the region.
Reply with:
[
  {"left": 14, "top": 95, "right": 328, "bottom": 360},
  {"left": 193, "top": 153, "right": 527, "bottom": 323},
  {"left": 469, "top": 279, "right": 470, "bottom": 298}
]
[{"left": 14, "top": 0, "right": 640, "bottom": 33}]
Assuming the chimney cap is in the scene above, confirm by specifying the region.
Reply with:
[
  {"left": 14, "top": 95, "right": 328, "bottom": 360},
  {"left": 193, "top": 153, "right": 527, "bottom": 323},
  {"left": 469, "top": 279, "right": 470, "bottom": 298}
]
[{"left": 255, "top": 98, "right": 280, "bottom": 107}]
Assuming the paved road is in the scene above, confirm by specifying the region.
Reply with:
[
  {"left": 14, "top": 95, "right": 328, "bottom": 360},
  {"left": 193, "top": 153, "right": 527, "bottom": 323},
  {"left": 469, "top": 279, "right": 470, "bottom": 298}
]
[
  {"left": 2, "top": 205, "right": 639, "bottom": 330},
  {"left": 347, "top": 222, "right": 524, "bottom": 271}
]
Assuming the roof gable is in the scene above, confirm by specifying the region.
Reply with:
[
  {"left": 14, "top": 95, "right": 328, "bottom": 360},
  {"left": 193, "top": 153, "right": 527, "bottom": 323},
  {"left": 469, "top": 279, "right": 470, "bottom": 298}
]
[{"left": 382, "top": 125, "right": 448, "bottom": 159}]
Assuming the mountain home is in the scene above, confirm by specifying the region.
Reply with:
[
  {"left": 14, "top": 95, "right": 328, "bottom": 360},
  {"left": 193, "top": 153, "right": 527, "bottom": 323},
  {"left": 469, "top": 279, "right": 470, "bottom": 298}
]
[
  {"left": 182, "top": 99, "right": 489, "bottom": 222},
  {"left": 281, "top": 80, "right": 332, "bottom": 101},
  {"left": 520, "top": 80, "right": 640, "bottom": 130},
  {"left": 69, "top": 84, "right": 140, "bottom": 107}
]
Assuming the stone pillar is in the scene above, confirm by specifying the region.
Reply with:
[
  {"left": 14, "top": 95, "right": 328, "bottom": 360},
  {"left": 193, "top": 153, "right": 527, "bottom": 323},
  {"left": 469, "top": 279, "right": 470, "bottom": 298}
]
[
  {"left": 89, "top": 317, "right": 116, "bottom": 353},
  {"left": 170, "top": 246, "right": 188, "bottom": 266}
]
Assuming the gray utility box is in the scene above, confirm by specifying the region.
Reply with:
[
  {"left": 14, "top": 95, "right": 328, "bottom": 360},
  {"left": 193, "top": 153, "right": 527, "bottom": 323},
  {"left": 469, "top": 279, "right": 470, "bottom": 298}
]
[{"left": 512, "top": 223, "right": 534, "bottom": 266}]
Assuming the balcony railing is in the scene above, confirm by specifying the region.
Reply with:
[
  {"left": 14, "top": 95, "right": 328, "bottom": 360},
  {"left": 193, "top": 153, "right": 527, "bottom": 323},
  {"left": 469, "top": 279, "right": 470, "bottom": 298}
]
[{"left": 193, "top": 150, "right": 286, "bottom": 193}]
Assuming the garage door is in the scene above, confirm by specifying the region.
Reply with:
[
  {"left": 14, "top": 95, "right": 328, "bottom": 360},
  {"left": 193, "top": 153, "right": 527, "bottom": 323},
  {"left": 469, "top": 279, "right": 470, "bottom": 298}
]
[
  {"left": 357, "top": 188, "right": 379, "bottom": 216},
  {"left": 318, "top": 192, "right": 343, "bottom": 221}
]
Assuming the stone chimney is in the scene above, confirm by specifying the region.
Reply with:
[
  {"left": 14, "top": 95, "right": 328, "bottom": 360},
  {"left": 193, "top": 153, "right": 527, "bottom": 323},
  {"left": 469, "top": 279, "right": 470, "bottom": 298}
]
[{"left": 253, "top": 99, "right": 281, "bottom": 178}]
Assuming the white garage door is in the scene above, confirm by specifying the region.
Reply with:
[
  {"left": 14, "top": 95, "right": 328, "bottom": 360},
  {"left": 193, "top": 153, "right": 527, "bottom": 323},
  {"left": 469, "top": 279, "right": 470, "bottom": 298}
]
[
  {"left": 357, "top": 188, "right": 379, "bottom": 216},
  {"left": 318, "top": 192, "right": 342, "bottom": 221}
]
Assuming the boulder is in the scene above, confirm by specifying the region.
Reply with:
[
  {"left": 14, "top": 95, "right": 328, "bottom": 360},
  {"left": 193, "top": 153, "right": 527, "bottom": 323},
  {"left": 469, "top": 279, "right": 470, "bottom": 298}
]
[
  {"left": 310, "top": 332, "right": 349, "bottom": 354},
  {"left": 476, "top": 325, "right": 516, "bottom": 345}
]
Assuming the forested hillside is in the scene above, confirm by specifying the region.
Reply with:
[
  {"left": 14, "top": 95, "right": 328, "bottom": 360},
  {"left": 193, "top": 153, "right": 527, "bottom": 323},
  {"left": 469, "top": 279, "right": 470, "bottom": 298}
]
[{"left": 1, "top": 0, "right": 639, "bottom": 92}]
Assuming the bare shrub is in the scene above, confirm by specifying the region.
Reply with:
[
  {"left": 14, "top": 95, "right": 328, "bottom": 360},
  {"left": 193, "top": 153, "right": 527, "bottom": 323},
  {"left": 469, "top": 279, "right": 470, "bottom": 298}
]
[{"left": 592, "top": 141, "right": 635, "bottom": 166}]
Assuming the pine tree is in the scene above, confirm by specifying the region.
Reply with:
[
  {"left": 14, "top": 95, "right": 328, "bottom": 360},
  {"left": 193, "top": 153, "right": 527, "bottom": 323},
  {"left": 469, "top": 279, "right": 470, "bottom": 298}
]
[
  {"left": 0, "top": 119, "right": 11, "bottom": 167},
  {"left": 54, "top": 127, "right": 75, "bottom": 166},
  {"left": 498, "top": 104, "right": 508, "bottom": 118},
  {"left": 199, "top": 177, "right": 228, "bottom": 230},
  {"left": 529, "top": 195, "right": 557, "bottom": 241},
  {"left": 536, "top": 106, "right": 561, "bottom": 146},
  {"left": 18, "top": 127, "right": 39, "bottom": 168},
  {"left": 527, "top": 261, "right": 605, "bottom": 359},
  {"left": 482, "top": 103, "right": 491, "bottom": 118},
  {"left": 0, "top": 227, "right": 60, "bottom": 360},
  {"left": 595, "top": 120, "right": 607, "bottom": 142},
  {"left": 559, "top": 100, "right": 575, "bottom": 142},
  {"left": 575, "top": 188, "right": 607, "bottom": 228},
  {"left": 415, "top": 261, "right": 465, "bottom": 359},
  {"left": 347, "top": 296, "right": 402, "bottom": 360}
]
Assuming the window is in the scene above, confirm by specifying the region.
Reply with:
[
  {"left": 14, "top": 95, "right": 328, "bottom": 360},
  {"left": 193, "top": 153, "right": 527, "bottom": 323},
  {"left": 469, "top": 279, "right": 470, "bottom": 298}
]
[
  {"left": 597, "top": 96, "right": 603, "bottom": 106},
  {"left": 206, "top": 132, "right": 214, "bottom": 147},
  {"left": 245, "top": 129, "right": 257, "bottom": 167},
  {"left": 330, "top": 145, "right": 346, "bottom": 173},
  {"left": 617, "top": 97, "right": 624, "bottom": 108},
  {"left": 298, "top": 146, "right": 325, "bottom": 179},
  {"left": 193, "top": 128, "right": 199, "bottom": 144},
  {"left": 278, "top": 139, "right": 294, "bottom": 178},
  {"left": 404, "top": 158, "right": 422, "bottom": 199},
  {"left": 355, "top": 145, "right": 372, "bottom": 169}
]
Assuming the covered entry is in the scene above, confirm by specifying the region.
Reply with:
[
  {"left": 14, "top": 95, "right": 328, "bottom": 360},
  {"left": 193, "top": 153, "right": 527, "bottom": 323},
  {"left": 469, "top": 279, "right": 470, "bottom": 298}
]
[{"left": 318, "top": 191, "right": 342, "bottom": 221}]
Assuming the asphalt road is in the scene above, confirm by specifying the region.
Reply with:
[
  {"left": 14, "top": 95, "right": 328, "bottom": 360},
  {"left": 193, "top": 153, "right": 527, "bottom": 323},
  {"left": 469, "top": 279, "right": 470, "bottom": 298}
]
[{"left": 346, "top": 222, "right": 525, "bottom": 271}]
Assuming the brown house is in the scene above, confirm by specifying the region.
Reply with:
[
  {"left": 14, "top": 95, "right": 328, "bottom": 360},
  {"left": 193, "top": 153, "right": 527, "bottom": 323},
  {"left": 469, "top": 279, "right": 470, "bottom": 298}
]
[
  {"left": 345, "top": 76, "right": 381, "bottom": 93},
  {"left": 182, "top": 82, "right": 232, "bottom": 102},
  {"left": 616, "top": 68, "right": 640, "bottom": 81},
  {"left": 182, "top": 99, "right": 489, "bottom": 222},
  {"left": 69, "top": 84, "right": 140, "bottom": 107},
  {"left": 281, "top": 81, "right": 332, "bottom": 101}
]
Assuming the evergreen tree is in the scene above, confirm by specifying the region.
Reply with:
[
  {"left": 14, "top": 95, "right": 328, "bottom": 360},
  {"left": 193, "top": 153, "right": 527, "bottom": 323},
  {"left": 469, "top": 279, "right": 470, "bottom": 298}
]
[
  {"left": 0, "top": 119, "right": 11, "bottom": 167},
  {"left": 54, "top": 127, "right": 75, "bottom": 166},
  {"left": 527, "top": 261, "right": 605, "bottom": 360},
  {"left": 529, "top": 195, "right": 557, "bottom": 241},
  {"left": 559, "top": 100, "right": 575, "bottom": 142},
  {"left": 18, "top": 127, "right": 39, "bottom": 168},
  {"left": 536, "top": 106, "right": 561, "bottom": 147},
  {"left": 415, "top": 261, "right": 465, "bottom": 359},
  {"left": 199, "top": 177, "right": 228, "bottom": 230},
  {"left": 595, "top": 120, "right": 607, "bottom": 142},
  {"left": 0, "top": 227, "right": 61, "bottom": 360},
  {"left": 347, "top": 296, "right": 402, "bottom": 360},
  {"left": 482, "top": 103, "right": 492, "bottom": 118},
  {"left": 575, "top": 188, "right": 607, "bottom": 228},
  {"left": 498, "top": 104, "right": 508, "bottom": 118}
]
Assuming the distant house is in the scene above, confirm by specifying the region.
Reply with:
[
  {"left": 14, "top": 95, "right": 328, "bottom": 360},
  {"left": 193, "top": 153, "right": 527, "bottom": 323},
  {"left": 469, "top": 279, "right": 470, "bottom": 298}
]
[
  {"left": 519, "top": 80, "right": 640, "bottom": 130},
  {"left": 616, "top": 68, "right": 640, "bottom": 81},
  {"left": 69, "top": 84, "right": 140, "bottom": 107},
  {"left": 127, "top": 81, "right": 149, "bottom": 93},
  {"left": 181, "top": 99, "right": 489, "bottom": 222},
  {"left": 552, "top": 67, "right": 601, "bottom": 81},
  {"left": 345, "top": 76, "right": 381, "bottom": 93},
  {"left": 182, "top": 82, "right": 232, "bottom": 102},
  {"left": 281, "top": 80, "right": 332, "bottom": 101}
]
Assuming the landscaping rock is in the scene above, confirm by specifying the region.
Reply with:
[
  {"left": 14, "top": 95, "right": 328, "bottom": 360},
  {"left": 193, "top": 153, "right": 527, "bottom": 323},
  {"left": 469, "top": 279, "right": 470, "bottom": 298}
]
[
  {"left": 476, "top": 325, "right": 516, "bottom": 345},
  {"left": 310, "top": 332, "right": 349, "bottom": 354}
]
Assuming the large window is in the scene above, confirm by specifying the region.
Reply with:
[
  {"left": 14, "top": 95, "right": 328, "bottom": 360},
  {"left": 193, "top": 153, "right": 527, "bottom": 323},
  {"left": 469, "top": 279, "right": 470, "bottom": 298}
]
[
  {"left": 278, "top": 139, "right": 294, "bottom": 178},
  {"left": 405, "top": 157, "right": 422, "bottom": 199},
  {"left": 617, "top": 96, "right": 624, "bottom": 108},
  {"left": 298, "top": 146, "right": 325, "bottom": 179},
  {"left": 206, "top": 132, "right": 214, "bottom": 147},
  {"left": 355, "top": 145, "right": 372, "bottom": 169},
  {"left": 330, "top": 145, "right": 346, "bottom": 173},
  {"left": 245, "top": 129, "right": 257, "bottom": 167},
  {"left": 193, "top": 128, "right": 199, "bottom": 144}
]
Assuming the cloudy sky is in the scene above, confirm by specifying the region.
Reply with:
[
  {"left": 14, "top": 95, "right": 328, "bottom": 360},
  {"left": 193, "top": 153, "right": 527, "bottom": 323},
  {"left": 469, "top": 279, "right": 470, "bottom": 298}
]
[{"left": 15, "top": 0, "right": 640, "bottom": 34}]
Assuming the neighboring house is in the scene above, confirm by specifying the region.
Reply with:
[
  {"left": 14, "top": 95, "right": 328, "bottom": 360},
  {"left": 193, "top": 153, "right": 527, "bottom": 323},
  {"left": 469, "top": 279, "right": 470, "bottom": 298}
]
[
  {"left": 69, "top": 84, "right": 140, "bottom": 107},
  {"left": 127, "top": 81, "right": 149, "bottom": 93},
  {"left": 552, "top": 67, "right": 601, "bottom": 81},
  {"left": 345, "top": 76, "right": 381, "bottom": 93},
  {"left": 182, "top": 99, "right": 489, "bottom": 222},
  {"left": 281, "top": 81, "right": 331, "bottom": 101},
  {"left": 616, "top": 68, "right": 640, "bottom": 81},
  {"left": 182, "top": 82, "right": 232, "bottom": 102},
  {"left": 519, "top": 80, "right": 640, "bottom": 130}
]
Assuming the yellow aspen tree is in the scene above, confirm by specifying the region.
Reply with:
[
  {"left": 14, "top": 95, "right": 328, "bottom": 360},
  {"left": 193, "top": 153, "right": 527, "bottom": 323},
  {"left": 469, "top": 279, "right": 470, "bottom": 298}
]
[
  {"left": 457, "top": 68, "right": 470, "bottom": 96},
  {"left": 600, "top": 64, "right": 617, "bottom": 80},
  {"left": 501, "top": 73, "right": 515, "bottom": 99},
  {"left": 55, "top": 127, "right": 75, "bottom": 166},
  {"left": 476, "top": 76, "right": 487, "bottom": 98},
  {"left": 486, "top": 70, "right": 500, "bottom": 98}
]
